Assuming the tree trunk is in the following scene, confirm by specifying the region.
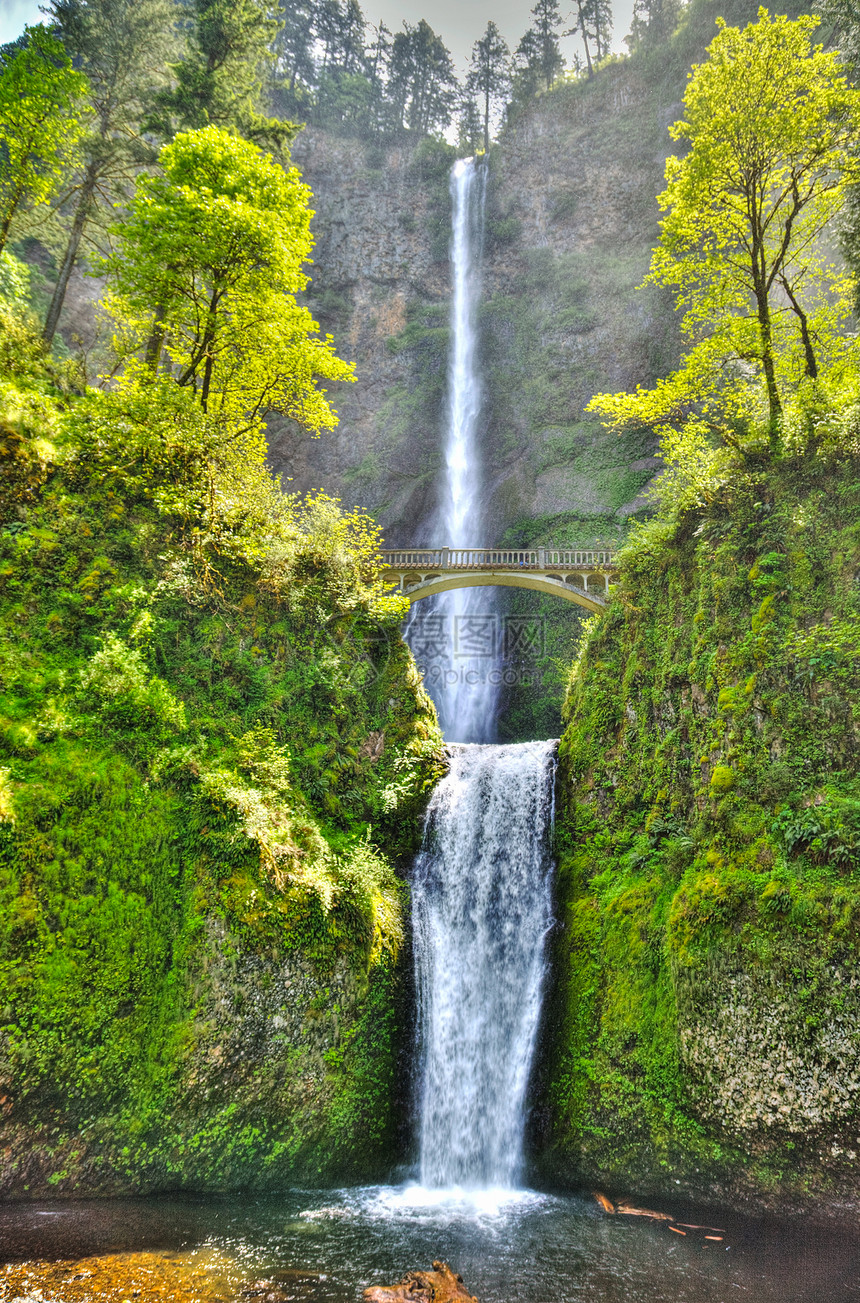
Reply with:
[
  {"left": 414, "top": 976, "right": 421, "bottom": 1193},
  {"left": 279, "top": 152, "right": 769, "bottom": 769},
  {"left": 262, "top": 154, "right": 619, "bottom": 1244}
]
[
  {"left": 750, "top": 219, "right": 782, "bottom": 445},
  {"left": 198, "top": 290, "right": 220, "bottom": 410},
  {"left": 781, "top": 277, "right": 818, "bottom": 381},
  {"left": 0, "top": 183, "right": 27, "bottom": 257},
  {"left": 758, "top": 306, "right": 783, "bottom": 442},
  {"left": 43, "top": 167, "right": 98, "bottom": 345},
  {"left": 145, "top": 296, "right": 171, "bottom": 373}
]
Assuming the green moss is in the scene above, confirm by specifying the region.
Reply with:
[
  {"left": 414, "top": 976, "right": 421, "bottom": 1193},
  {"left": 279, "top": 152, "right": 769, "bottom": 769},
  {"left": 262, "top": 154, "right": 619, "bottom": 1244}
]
[
  {"left": 0, "top": 304, "right": 443, "bottom": 1195},
  {"left": 544, "top": 450, "right": 860, "bottom": 1200}
]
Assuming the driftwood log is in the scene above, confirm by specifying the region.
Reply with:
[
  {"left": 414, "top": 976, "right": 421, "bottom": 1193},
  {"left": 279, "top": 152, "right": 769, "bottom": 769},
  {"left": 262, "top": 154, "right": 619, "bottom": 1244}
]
[{"left": 363, "top": 1261, "right": 479, "bottom": 1303}]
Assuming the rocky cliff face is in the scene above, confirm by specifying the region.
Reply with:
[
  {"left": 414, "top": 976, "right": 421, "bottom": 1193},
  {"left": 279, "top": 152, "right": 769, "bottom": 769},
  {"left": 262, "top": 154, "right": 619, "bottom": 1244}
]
[
  {"left": 271, "top": 63, "right": 683, "bottom": 548},
  {"left": 266, "top": 130, "right": 451, "bottom": 544}
]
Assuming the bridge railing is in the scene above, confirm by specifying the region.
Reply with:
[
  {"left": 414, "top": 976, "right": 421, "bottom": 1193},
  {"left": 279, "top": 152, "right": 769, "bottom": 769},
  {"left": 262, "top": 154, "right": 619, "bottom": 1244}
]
[{"left": 381, "top": 547, "right": 616, "bottom": 570}]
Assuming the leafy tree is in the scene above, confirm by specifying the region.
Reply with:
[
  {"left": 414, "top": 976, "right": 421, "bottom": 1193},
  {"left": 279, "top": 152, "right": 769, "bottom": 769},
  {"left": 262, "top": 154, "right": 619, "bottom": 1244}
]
[
  {"left": 151, "top": 0, "right": 294, "bottom": 151},
  {"left": 465, "top": 21, "right": 510, "bottom": 151},
  {"left": 815, "top": 0, "right": 860, "bottom": 311},
  {"left": 590, "top": 9, "right": 860, "bottom": 454},
  {"left": 515, "top": 0, "right": 565, "bottom": 95},
  {"left": 388, "top": 20, "right": 457, "bottom": 136},
  {"left": 104, "top": 126, "right": 354, "bottom": 441},
  {"left": 0, "top": 26, "right": 89, "bottom": 257},
  {"left": 42, "top": 0, "right": 179, "bottom": 345}
]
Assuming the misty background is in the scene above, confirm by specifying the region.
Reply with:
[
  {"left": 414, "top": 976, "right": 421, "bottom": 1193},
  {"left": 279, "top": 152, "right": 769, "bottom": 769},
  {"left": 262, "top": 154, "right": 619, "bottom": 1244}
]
[{"left": 2, "top": 0, "right": 639, "bottom": 72}]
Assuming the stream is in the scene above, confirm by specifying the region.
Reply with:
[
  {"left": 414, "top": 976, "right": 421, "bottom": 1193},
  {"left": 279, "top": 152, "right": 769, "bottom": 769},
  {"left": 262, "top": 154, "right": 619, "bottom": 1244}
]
[{"left": 2, "top": 1185, "right": 859, "bottom": 1301}]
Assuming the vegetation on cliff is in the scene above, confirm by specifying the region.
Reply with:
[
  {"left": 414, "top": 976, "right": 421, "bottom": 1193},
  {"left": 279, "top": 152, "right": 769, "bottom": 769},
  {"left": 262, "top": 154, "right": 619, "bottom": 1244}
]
[
  {"left": 546, "top": 12, "right": 860, "bottom": 1206},
  {"left": 0, "top": 125, "right": 441, "bottom": 1191}
]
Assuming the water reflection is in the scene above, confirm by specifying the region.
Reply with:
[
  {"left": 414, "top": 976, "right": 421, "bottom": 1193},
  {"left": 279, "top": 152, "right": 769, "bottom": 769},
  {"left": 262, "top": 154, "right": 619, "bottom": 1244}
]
[{"left": 1, "top": 1185, "right": 859, "bottom": 1303}]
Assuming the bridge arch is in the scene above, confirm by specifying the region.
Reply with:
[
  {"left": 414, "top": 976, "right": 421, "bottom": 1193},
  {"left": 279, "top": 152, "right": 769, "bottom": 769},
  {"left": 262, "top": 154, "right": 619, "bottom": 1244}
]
[
  {"left": 399, "top": 572, "right": 606, "bottom": 612},
  {"left": 381, "top": 547, "right": 616, "bottom": 614}
]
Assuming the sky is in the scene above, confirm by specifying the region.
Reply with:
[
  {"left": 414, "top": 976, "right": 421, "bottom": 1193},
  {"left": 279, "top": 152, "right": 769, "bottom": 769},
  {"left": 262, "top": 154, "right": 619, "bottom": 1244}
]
[{"left": 1, "top": 0, "right": 637, "bottom": 72}]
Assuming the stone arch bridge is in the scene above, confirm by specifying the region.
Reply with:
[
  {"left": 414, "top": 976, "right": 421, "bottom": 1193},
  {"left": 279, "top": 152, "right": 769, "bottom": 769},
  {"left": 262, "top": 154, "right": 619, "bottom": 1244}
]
[{"left": 380, "top": 548, "right": 617, "bottom": 613}]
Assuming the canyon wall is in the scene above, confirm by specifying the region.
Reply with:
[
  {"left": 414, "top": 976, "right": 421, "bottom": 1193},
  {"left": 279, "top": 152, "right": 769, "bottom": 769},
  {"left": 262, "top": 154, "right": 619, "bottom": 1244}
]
[{"left": 270, "top": 63, "right": 682, "bottom": 549}]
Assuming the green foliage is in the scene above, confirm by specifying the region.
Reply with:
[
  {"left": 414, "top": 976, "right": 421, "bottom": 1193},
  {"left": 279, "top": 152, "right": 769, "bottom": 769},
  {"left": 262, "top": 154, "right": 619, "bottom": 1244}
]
[
  {"left": 104, "top": 126, "right": 354, "bottom": 436},
  {"left": 77, "top": 633, "right": 187, "bottom": 753},
  {"left": 150, "top": 0, "right": 294, "bottom": 150},
  {"left": 0, "top": 302, "right": 442, "bottom": 1194},
  {"left": 0, "top": 26, "right": 89, "bottom": 256},
  {"left": 590, "top": 9, "right": 860, "bottom": 455},
  {"left": 41, "top": 0, "right": 181, "bottom": 344},
  {"left": 465, "top": 21, "right": 510, "bottom": 152},
  {"left": 514, "top": 0, "right": 565, "bottom": 98},
  {"left": 547, "top": 443, "right": 860, "bottom": 1193},
  {"left": 0, "top": 252, "right": 30, "bottom": 306}
]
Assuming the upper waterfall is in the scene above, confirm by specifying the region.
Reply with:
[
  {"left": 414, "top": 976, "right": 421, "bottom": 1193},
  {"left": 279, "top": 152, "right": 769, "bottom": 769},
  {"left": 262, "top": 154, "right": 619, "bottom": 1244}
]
[
  {"left": 441, "top": 156, "right": 486, "bottom": 549},
  {"left": 406, "top": 156, "right": 500, "bottom": 744}
]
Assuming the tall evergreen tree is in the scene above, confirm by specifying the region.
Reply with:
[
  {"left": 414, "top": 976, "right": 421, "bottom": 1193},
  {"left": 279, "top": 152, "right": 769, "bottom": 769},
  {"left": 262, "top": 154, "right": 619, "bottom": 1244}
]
[
  {"left": 458, "top": 92, "right": 483, "bottom": 153},
  {"left": 388, "top": 20, "right": 457, "bottom": 135},
  {"left": 365, "top": 19, "right": 392, "bottom": 128},
  {"left": 512, "top": 27, "right": 544, "bottom": 102},
  {"left": 465, "top": 21, "right": 510, "bottom": 151},
  {"left": 273, "top": 0, "right": 316, "bottom": 104},
  {"left": 315, "top": 0, "right": 343, "bottom": 73},
  {"left": 514, "top": 0, "right": 564, "bottom": 95},
  {"left": 567, "top": 0, "right": 612, "bottom": 75},
  {"left": 43, "top": 0, "right": 179, "bottom": 345},
  {"left": 312, "top": 0, "right": 373, "bottom": 128},
  {"left": 593, "top": 0, "right": 613, "bottom": 59},
  {"left": 628, "top": 0, "right": 679, "bottom": 49},
  {"left": 337, "top": 0, "right": 366, "bottom": 73},
  {"left": 151, "top": 0, "right": 294, "bottom": 150}
]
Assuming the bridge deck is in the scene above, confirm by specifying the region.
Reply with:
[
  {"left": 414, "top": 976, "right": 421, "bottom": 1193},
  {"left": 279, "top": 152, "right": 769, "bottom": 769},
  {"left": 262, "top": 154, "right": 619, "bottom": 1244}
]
[
  {"left": 380, "top": 548, "right": 617, "bottom": 611},
  {"left": 381, "top": 547, "right": 615, "bottom": 570}
]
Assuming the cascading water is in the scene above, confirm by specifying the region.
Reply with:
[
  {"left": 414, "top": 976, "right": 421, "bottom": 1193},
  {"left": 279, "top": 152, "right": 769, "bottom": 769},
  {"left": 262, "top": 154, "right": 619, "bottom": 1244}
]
[
  {"left": 412, "top": 741, "right": 557, "bottom": 1189},
  {"left": 407, "top": 156, "right": 499, "bottom": 744},
  {"left": 406, "top": 159, "right": 557, "bottom": 1197},
  {"left": 441, "top": 157, "right": 487, "bottom": 551}
]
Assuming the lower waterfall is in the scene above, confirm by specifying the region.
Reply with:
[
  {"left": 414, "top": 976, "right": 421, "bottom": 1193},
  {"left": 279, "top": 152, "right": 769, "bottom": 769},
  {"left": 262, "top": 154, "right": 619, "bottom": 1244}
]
[{"left": 411, "top": 740, "right": 557, "bottom": 1189}]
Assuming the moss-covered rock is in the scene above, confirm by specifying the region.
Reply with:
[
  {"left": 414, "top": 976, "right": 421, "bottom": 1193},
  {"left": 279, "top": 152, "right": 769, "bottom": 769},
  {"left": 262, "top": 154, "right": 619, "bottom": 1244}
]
[
  {"left": 540, "top": 451, "right": 860, "bottom": 1216},
  {"left": 0, "top": 305, "right": 443, "bottom": 1198}
]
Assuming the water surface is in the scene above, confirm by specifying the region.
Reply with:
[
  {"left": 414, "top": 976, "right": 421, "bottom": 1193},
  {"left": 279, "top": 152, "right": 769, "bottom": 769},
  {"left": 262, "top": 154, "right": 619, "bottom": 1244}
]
[{"left": 2, "top": 1184, "right": 858, "bottom": 1302}]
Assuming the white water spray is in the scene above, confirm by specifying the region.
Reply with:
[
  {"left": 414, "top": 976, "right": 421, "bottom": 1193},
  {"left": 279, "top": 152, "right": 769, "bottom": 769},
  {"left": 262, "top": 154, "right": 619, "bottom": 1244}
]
[
  {"left": 406, "top": 162, "right": 557, "bottom": 1195},
  {"left": 412, "top": 741, "right": 556, "bottom": 1189},
  {"left": 410, "top": 157, "right": 499, "bottom": 744},
  {"left": 442, "top": 157, "right": 486, "bottom": 547}
]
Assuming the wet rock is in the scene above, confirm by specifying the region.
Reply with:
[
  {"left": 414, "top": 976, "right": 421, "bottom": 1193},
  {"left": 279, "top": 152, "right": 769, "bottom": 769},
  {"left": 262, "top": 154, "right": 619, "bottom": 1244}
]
[{"left": 364, "top": 1261, "right": 479, "bottom": 1303}]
